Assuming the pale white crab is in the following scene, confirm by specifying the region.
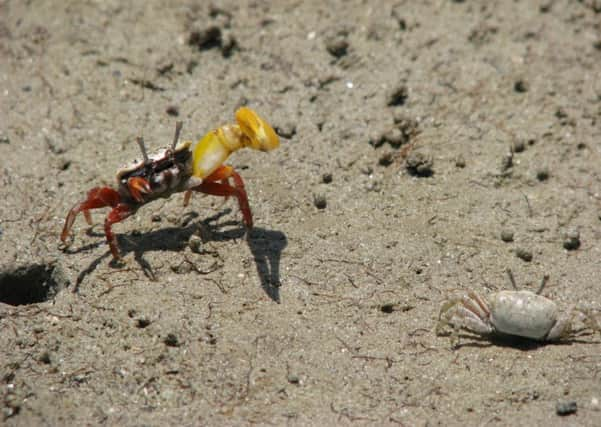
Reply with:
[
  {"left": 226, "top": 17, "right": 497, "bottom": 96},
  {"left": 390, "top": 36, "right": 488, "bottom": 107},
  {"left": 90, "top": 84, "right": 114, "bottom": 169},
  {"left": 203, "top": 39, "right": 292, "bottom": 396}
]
[{"left": 436, "top": 271, "right": 600, "bottom": 347}]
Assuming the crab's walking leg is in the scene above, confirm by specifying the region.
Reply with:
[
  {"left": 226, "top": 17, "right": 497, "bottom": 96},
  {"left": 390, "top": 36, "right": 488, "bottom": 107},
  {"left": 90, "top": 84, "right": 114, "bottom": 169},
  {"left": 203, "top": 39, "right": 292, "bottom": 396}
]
[
  {"left": 185, "top": 165, "right": 253, "bottom": 228},
  {"left": 61, "top": 187, "right": 121, "bottom": 243},
  {"left": 105, "top": 203, "right": 136, "bottom": 260}
]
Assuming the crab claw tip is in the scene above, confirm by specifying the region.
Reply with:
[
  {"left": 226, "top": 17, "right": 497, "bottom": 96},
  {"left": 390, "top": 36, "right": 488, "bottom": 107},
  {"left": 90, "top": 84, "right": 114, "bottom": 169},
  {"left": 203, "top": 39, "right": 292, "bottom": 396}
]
[
  {"left": 127, "top": 177, "right": 152, "bottom": 202},
  {"left": 235, "top": 107, "right": 280, "bottom": 152}
]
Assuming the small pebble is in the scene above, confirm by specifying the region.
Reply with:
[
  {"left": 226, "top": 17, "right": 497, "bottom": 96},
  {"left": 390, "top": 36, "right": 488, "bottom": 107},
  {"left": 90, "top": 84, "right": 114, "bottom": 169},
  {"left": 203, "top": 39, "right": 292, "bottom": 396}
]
[
  {"left": 396, "top": 115, "right": 420, "bottom": 143},
  {"left": 455, "top": 155, "right": 466, "bottom": 168},
  {"left": 365, "top": 180, "right": 381, "bottom": 192},
  {"left": 516, "top": 247, "right": 533, "bottom": 262},
  {"left": 406, "top": 151, "right": 433, "bottom": 177},
  {"left": 378, "top": 152, "right": 394, "bottom": 167},
  {"left": 219, "top": 32, "right": 238, "bottom": 57},
  {"left": 556, "top": 400, "right": 577, "bottom": 416},
  {"left": 563, "top": 229, "right": 580, "bottom": 251},
  {"left": 136, "top": 318, "right": 151, "bottom": 328},
  {"left": 392, "top": 110, "right": 416, "bottom": 126},
  {"left": 514, "top": 79, "right": 529, "bottom": 93},
  {"left": 171, "top": 261, "right": 192, "bottom": 274},
  {"left": 500, "top": 151, "right": 513, "bottom": 171},
  {"left": 38, "top": 351, "right": 51, "bottom": 364},
  {"left": 500, "top": 230, "right": 514, "bottom": 242},
  {"left": 276, "top": 122, "right": 296, "bottom": 138},
  {"left": 187, "top": 59, "right": 198, "bottom": 73},
  {"left": 287, "top": 374, "right": 300, "bottom": 385},
  {"left": 189, "top": 235, "right": 202, "bottom": 253},
  {"left": 370, "top": 115, "right": 419, "bottom": 148},
  {"left": 368, "top": 133, "right": 385, "bottom": 148},
  {"left": 163, "top": 333, "right": 180, "bottom": 347},
  {"left": 188, "top": 25, "right": 222, "bottom": 50},
  {"left": 325, "top": 35, "right": 349, "bottom": 58},
  {"left": 58, "top": 159, "right": 71, "bottom": 171},
  {"left": 512, "top": 140, "right": 525, "bottom": 153},
  {"left": 386, "top": 84, "right": 408, "bottom": 106},
  {"left": 188, "top": 25, "right": 237, "bottom": 57},
  {"left": 156, "top": 62, "right": 174, "bottom": 75},
  {"left": 396, "top": 17, "right": 407, "bottom": 31},
  {"left": 536, "top": 167, "right": 550, "bottom": 181},
  {"left": 382, "top": 127, "right": 405, "bottom": 146},
  {"left": 322, "top": 173, "right": 333, "bottom": 184},
  {"left": 313, "top": 194, "right": 327, "bottom": 209},
  {"left": 555, "top": 107, "right": 568, "bottom": 119},
  {"left": 361, "top": 165, "right": 374, "bottom": 176},
  {"left": 71, "top": 374, "right": 87, "bottom": 384},
  {"left": 166, "top": 105, "right": 179, "bottom": 117}
]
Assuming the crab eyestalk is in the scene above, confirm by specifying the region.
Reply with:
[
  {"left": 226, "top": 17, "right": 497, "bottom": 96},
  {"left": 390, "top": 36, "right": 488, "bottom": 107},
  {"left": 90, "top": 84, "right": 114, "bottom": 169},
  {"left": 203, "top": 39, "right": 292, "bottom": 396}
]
[
  {"left": 192, "top": 107, "right": 280, "bottom": 179},
  {"left": 136, "top": 136, "right": 150, "bottom": 166},
  {"left": 172, "top": 121, "right": 183, "bottom": 150}
]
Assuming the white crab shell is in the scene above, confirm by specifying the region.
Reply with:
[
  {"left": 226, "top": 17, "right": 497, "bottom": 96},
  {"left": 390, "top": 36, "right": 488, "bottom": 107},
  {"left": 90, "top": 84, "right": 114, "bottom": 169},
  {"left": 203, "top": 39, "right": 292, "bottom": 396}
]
[{"left": 489, "top": 290, "right": 558, "bottom": 340}]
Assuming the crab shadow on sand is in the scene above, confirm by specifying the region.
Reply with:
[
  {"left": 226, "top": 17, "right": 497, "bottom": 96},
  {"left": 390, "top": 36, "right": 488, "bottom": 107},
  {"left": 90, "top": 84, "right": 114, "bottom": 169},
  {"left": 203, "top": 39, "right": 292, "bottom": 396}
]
[
  {"left": 440, "top": 331, "right": 600, "bottom": 351},
  {"left": 68, "top": 209, "right": 287, "bottom": 302}
]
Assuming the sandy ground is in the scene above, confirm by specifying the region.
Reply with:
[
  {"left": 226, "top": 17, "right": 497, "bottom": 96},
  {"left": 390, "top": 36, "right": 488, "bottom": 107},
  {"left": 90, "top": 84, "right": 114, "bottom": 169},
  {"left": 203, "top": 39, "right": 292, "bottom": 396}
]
[{"left": 1, "top": 1, "right": 601, "bottom": 425}]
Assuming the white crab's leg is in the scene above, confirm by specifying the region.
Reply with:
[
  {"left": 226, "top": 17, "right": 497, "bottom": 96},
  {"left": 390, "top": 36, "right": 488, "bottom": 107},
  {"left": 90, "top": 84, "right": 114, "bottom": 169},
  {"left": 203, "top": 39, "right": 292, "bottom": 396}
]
[
  {"left": 437, "top": 293, "right": 495, "bottom": 347},
  {"left": 549, "top": 307, "right": 601, "bottom": 341},
  {"left": 453, "top": 304, "right": 494, "bottom": 335},
  {"left": 436, "top": 299, "right": 462, "bottom": 336},
  {"left": 464, "top": 291, "right": 491, "bottom": 320},
  {"left": 436, "top": 300, "right": 464, "bottom": 347}
]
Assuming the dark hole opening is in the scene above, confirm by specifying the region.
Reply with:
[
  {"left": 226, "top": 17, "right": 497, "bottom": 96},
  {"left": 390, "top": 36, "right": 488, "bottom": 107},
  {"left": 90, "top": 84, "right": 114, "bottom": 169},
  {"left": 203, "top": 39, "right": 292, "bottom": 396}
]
[
  {"left": 0, "top": 263, "right": 65, "bottom": 306},
  {"left": 380, "top": 304, "right": 395, "bottom": 314}
]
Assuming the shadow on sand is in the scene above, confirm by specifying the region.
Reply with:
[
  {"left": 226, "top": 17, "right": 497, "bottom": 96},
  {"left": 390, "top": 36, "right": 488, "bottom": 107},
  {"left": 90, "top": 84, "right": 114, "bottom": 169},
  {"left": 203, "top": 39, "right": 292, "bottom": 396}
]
[{"left": 67, "top": 209, "right": 286, "bottom": 301}]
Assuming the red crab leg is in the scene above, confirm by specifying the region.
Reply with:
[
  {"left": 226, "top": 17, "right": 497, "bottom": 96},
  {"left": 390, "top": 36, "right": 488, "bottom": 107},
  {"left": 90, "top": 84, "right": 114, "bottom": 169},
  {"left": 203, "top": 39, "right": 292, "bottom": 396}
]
[
  {"left": 228, "top": 171, "right": 252, "bottom": 228},
  {"left": 105, "top": 203, "right": 136, "bottom": 260},
  {"left": 184, "top": 166, "right": 233, "bottom": 207},
  {"left": 61, "top": 187, "right": 121, "bottom": 243},
  {"left": 185, "top": 165, "right": 253, "bottom": 228}
]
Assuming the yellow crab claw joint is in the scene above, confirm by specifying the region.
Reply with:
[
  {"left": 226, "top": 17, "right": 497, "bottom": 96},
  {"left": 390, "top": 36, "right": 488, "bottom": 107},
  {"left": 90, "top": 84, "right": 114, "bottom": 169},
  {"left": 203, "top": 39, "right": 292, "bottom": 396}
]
[
  {"left": 236, "top": 107, "right": 280, "bottom": 152},
  {"left": 192, "top": 130, "right": 231, "bottom": 178},
  {"left": 192, "top": 108, "right": 280, "bottom": 179}
]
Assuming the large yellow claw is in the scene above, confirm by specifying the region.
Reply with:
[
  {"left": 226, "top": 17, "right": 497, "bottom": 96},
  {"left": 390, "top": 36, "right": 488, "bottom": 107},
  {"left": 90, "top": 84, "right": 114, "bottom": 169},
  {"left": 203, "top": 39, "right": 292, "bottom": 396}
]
[
  {"left": 192, "top": 108, "right": 279, "bottom": 179},
  {"left": 236, "top": 107, "right": 280, "bottom": 152}
]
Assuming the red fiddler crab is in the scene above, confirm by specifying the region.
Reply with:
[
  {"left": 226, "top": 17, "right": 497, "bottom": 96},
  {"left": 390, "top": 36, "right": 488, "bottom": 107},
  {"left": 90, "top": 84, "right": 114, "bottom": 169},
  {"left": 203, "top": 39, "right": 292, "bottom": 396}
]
[{"left": 61, "top": 107, "right": 280, "bottom": 260}]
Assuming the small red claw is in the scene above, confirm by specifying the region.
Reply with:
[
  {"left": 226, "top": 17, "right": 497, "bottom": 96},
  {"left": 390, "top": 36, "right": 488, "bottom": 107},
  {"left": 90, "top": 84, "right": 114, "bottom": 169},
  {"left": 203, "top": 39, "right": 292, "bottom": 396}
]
[{"left": 127, "top": 177, "right": 152, "bottom": 202}]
